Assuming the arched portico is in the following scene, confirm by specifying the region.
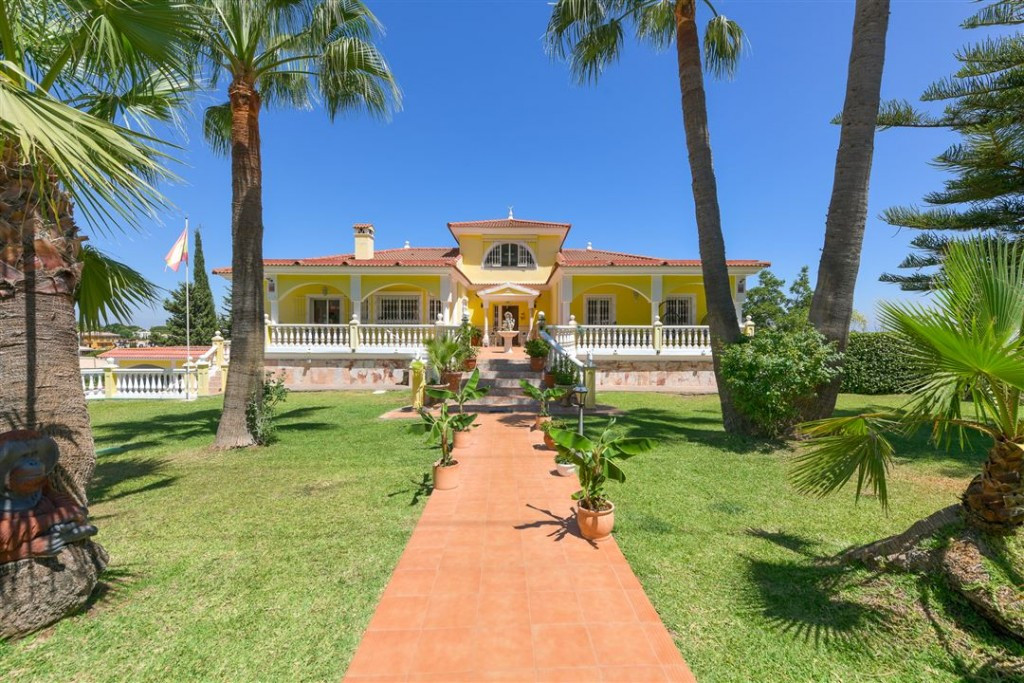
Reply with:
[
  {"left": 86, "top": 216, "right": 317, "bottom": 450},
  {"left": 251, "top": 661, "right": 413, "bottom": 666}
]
[{"left": 475, "top": 283, "right": 541, "bottom": 346}]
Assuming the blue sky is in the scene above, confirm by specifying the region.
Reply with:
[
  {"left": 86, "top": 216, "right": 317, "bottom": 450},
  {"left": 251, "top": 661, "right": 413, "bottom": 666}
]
[{"left": 89, "top": 0, "right": 977, "bottom": 328}]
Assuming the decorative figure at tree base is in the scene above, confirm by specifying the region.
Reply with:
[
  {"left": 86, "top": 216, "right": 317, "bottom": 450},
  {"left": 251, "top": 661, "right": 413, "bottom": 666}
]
[{"left": 0, "top": 430, "right": 105, "bottom": 639}]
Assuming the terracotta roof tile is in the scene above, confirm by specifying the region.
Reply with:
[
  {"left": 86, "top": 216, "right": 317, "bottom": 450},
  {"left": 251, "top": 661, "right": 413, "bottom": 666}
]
[
  {"left": 99, "top": 346, "right": 214, "bottom": 361},
  {"left": 212, "top": 247, "right": 460, "bottom": 274},
  {"left": 447, "top": 218, "right": 571, "bottom": 230},
  {"left": 558, "top": 248, "right": 770, "bottom": 268}
]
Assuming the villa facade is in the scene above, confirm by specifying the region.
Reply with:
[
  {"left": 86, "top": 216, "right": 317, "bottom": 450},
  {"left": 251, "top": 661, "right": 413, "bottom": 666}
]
[{"left": 213, "top": 216, "right": 768, "bottom": 390}]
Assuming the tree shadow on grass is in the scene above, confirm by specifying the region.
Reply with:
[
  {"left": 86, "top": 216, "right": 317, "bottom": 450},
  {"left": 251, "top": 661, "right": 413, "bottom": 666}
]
[
  {"left": 387, "top": 472, "right": 433, "bottom": 506},
  {"left": 610, "top": 407, "right": 779, "bottom": 454},
  {"left": 75, "top": 565, "right": 137, "bottom": 617},
  {"left": 741, "top": 528, "right": 893, "bottom": 647},
  {"left": 89, "top": 456, "right": 178, "bottom": 505}
]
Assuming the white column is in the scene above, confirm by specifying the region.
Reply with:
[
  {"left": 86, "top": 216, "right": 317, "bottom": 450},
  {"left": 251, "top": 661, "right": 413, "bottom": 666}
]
[
  {"left": 482, "top": 300, "right": 491, "bottom": 346},
  {"left": 734, "top": 276, "right": 746, "bottom": 324},
  {"left": 527, "top": 301, "right": 535, "bottom": 340},
  {"left": 440, "top": 275, "right": 453, "bottom": 324},
  {"left": 349, "top": 275, "right": 362, "bottom": 322},
  {"left": 560, "top": 275, "right": 572, "bottom": 324},
  {"left": 650, "top": 274, "right": 662, "bottom": 324},
  {"left": 267, "top": 276, "right": 279, "bottom": 323}
]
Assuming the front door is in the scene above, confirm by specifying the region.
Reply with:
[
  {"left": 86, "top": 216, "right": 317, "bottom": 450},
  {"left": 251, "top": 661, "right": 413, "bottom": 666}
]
[{"left": 493, "top": 304, "right": 521, "bottom": 345}]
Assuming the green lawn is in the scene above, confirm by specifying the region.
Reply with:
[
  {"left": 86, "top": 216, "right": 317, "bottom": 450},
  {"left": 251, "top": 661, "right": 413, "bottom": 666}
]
[{"left": 0, "top": 391, "right": 1020, "bottom": 681}]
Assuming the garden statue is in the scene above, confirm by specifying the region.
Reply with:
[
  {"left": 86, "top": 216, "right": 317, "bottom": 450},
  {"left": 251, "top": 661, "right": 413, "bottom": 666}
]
[
  {"left": 502, "top": 311, "right": 516, "bottom": 331},
  {"left": 0, "top": 430, "right": 106, "bottom": 639},
  {"left": 0, "top": 431, "right": 97, "bottom": 564}
]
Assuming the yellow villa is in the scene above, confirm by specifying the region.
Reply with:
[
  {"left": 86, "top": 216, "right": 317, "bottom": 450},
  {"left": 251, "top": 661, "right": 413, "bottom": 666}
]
[{"left": 214, "top": 215, "right": 768, "bottom": 390}]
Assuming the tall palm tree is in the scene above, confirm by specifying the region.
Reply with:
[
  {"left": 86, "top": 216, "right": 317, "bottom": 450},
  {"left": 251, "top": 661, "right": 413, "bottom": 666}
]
[
  {"left": 805, "top": 0, "right": 891, "bottom": 419},
  {"left": 793, "top": 239, "right": 1024, "bottom": 534},
  {"left": 194, "top": 0, "right": 400, "bottom": 448},
  {"left": 0, "top": 0, "right": 189, "bottom": 502},
  {"left": 545, "top": 0, "right": 748, "bottom": 431}
]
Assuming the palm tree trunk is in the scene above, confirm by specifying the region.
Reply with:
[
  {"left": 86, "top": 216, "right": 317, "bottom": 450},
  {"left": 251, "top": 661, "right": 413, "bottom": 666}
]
[
  {"left": 805, "top": 0, "right": 890, "bottom": 420},
  {"left": 674, "top": 1, "right": 747, "bottom": 433},
  {"left": 215, "top": 79, "right": 265, "bottom": 449},
  {"left": 0, "top": 153, "right": 94, "bottom": 504},
  {"left": 962, "top": 439, "right": 1024, "bottom": 533}
]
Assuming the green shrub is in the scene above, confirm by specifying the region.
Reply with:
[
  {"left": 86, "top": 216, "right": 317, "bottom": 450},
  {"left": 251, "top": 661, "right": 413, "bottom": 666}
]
[
  {"left": 246, "top": 373, "right": 289, "bottom": 445},
  {"left": 524, "top": 338, "right": 550, "bottom": 358},
  {"left": 841, "top": 331, "right": 922, "bottom": 394},
  {"left": 721, "top": 328, "right": 842, "bottom": 438}
]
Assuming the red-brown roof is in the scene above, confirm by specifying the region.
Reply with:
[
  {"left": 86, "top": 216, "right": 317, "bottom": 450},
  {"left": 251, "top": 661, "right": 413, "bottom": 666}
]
[
  {"left": 447, "top": 218, "right": 571, "bottom": 230},
  {"left": 212, "top": 247, "right": 460, "bottom": 274},
  {"left": 558, "top": 248, "right": 770, "bottom": 268},
  {"left": 99, "top": 346, "right": 214, "bottom": 361}
]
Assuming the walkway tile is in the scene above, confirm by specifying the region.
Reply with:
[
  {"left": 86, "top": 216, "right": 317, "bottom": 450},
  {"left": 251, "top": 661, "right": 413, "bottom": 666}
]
[{"left": 344, "top": 413, "right": 696, "bottom": 683}]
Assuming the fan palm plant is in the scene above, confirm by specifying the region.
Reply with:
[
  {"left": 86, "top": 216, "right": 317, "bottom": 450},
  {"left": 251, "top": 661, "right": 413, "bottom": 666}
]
[
  {"left": 0, "top": 0, "right": 191, "bottom": 502},
  {"left": 792, "top": 239, "right": 1024, "bottom": 533},
  {"left": 545, "top": 0, "right": 748, "bottom": 432},
  {"left": 193, "top": 0, "right": 401, "bottom": 448}
]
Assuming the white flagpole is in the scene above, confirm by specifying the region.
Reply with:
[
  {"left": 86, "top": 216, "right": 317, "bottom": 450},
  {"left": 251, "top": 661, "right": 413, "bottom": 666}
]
[{"left": 185, "top": 217, "right": 191, "bottom": 400}]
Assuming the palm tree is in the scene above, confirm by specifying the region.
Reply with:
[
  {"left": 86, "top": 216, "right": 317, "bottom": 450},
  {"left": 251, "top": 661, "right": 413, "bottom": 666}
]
[
  {"left": 193, "top": 0, "right": 400, "bottom": 448},
  {"left": 0, "top": 0, "right": 189, "bottom": 502},
  {"left": 805, "top": 0, "right": 891, "bottom": 419},
  {"left": 545, "top": 0, "right": 748, "bottom": 431},
  {"left": 792, "top": 239, "right": 1024, "bottom": 534}
]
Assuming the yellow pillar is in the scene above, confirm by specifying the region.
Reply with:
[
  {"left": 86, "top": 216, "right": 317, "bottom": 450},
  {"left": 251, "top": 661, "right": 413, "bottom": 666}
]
[
  {"left": 197, "top": 360, "right": 211, "bottom": 396},
  {"left": 584, "top": 363, "right": 596, "bottom": 409},
  {"left": 410, "top": 360, "right": 425, "bottom": 409},
  {"left": 103, "top": 360, "right": 117, "bottom": 398},
  {"left": 742, "top": 315, "right": 756, "bottom": 337},
  {"left": 212, "top": 330, "right": 225, "bottom": 367}
]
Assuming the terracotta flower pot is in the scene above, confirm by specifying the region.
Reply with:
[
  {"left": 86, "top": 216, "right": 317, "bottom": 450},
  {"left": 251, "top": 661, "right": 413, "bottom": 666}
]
[
  {"left": 543, "top": 372, "right": 555, "bottom": 389},
  {"left": 463, "top": 357, "right": 477, "bottom": 371},
  {"left": 555, "top": 462, "right": 576, "bottom": 477},
  {"left": 453, "top": 429, "right": 472, "bottom": 449},
  {"left": 530, "top": 356, "right": 546, "bottom": 372},
  {"left": 544, "top": 432, "right": 555, "bottom": 450},
  {"left": 443, "top": 371, "right": 462, "bottom": 394},
  {"left": 433, "top": 459, "right": 461, "bottom": 491},
  {"left": 534, "top": 414, "right": 551, "bottom": 431},
  {"left": 576, "top": 501, "right": 615, "bottom": 542}
]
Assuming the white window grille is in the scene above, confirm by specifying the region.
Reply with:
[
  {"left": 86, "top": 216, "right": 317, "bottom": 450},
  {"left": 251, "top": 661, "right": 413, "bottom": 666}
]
[
  {"left": 585, "top": 296, "right": 614, "bottom": 325},
  {"left": 663, "top": 296, "right": 695, "bottom": 325},
  {"left": 428, "top": 298, "right": 444, "bottom": 322},
  {"left": 483, "top": 242, "right": 536, "bottom": 268},
  {"left": 376, "top": 295, "right": 420, "bottom": 323}
]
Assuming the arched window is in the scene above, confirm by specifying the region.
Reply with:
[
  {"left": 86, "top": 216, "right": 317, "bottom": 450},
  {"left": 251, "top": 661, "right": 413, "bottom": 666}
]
[{"left": 483, "top": 242, "right": 536, "bottom": 268}]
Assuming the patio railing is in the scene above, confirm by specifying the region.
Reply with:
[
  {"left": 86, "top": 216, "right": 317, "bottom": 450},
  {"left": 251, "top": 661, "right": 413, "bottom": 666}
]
[{"left": 265, "top": 315, "right": 459, "bottom": 354}]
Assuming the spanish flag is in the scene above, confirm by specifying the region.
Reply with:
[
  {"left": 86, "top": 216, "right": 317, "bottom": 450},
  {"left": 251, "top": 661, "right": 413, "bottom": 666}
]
[{"left": 164, "top": 227, "right": 188, "bottom": 272}]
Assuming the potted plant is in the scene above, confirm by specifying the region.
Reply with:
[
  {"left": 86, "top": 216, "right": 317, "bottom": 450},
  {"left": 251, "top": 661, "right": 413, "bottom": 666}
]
[
  {"left": 554, "top": 452, "right": 576, "bottom": 477},
  {"left": 519, "top": 379, "right": 567, "bottom": 430},
  {"left": 551, "top": 356, "right": 579, "bottom": 407},
  {"left": 414, "top": 399, "right": 462, "bottom": 490},
  {"left": 541, "top": 418, "right": 567, "bottom": 450},
  {"left": 524, "top": 338, "right": 550, "bottom": 372},
  {"left": 455, "top": 320, "right": 480, "bottom": 371},
  {"left": 462, "top": 344, "right": 478, "bottom": 371},
  {"left": 548, "top": 419, "right": 654, "bottom": 542},
  {"left": 425, "top": 336, "right": 462, "bottom": 393}
]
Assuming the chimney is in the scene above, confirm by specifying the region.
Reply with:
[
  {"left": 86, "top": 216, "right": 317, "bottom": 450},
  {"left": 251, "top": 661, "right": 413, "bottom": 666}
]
[{"left": 353, "top": 223, "right": 374, "bottom": 260}]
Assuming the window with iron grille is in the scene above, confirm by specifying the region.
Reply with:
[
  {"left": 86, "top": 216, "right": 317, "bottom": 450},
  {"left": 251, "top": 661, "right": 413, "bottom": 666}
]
[
  {"left": 663, "top": 296, "right": 694, "bottom": 325},
  {"left": 376, "top": 296, "right": 420, "bottom": 323},
  {"left": 483, "top": 242, "right": 536, "bottom": 268},
  {"left": 428, "top": 298, "right": 444, "bottom": 322},
  {"left": 585, "top": 296, "right": 614, "bottom": 325}
]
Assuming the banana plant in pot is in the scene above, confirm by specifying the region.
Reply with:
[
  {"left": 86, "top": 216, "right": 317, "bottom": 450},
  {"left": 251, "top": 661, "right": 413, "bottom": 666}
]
[
  {"left": 414, "top": 399, "right": 463, "bottom": 490},
  {"left": 433, "top": 369, "right": 489, "bottom": 448},
  {"left": 548, "top": 419, "right": 654, "bottom": 541},
  {"left": 519, "top": 380, "right": 567, "bottom": 430}
]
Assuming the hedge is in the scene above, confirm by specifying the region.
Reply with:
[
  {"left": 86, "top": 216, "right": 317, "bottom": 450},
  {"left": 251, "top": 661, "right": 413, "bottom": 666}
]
[{"left": 841, "top": 331, "right": 923, "bottom": 394}]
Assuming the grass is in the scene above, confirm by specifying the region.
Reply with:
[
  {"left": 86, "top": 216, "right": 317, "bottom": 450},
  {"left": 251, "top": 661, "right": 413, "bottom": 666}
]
[{"left": 0, "top": 391, "right": 1021, "bottom": 681}]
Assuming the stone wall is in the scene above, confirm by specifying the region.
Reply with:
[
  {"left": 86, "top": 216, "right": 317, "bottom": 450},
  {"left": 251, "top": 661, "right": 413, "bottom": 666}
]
[
  {"left": 266, "top": 358, "right": 409, "bottom": 390},
  {"left": 593, "top": 358, "right": 717, "bottom": 392}
]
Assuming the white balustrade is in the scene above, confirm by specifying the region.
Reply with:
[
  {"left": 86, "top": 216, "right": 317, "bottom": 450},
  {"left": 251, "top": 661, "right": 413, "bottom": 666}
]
[
  {"left": 112, "top": 369, "right": 187, "bottom": 399},
  {"left": 577, "top": 325, "right": 654, "bottom": 354},
  {"left": 81, "top": 370, "right": 104, "bottom": 399},
  {"left": 268, "top": 323, "right": 350, "bottom": 350},
  {"left": 662, "top": 325, "right": 712, "bottom": 352}
]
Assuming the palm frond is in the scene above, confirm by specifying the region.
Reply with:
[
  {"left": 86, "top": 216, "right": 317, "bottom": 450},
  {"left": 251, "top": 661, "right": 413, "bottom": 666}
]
[
  {"left": 791, "top": 414, "right": 899, "bottom": 509},
  {"left": 76, "top": 244, "right": 161, "bottom": 331},
  {"left": 202, "top": 101, "right": 232, "bottom": 156},
  {"left": 703, "top": 14, "right": 745, "bottom": 79}
]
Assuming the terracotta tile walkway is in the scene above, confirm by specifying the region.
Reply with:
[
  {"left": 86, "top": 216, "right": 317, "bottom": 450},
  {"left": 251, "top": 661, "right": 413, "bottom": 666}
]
[{"left": 344, "top": 413, "right": 696, "bottom": 683}]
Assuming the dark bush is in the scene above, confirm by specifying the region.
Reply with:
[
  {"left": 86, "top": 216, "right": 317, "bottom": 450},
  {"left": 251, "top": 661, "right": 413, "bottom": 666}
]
[{"left": 841, "top": 331, "right": 922, "bottom": 395}]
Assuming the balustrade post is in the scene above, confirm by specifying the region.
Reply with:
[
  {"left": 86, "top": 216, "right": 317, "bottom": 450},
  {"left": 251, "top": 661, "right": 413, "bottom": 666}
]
[
  {"left": 349, "top": 314, "right": 360, "bottom": 352},
  {"left": 196, "top": 360, "right": 211, "bottom": 397},
  {"left": 212, "top": 330, "right": 225, "bottom": 366},
  {"left": 567, "top": 315, "right": 578, "bottom": 356},
  {"left": 742, "top": 315, "right": 756, "bottom": 337},
  {"left": 435, "top": 313, "right": 445, "bottom": 341},
  {"left": 264, "top": 315, "right": 272, "bottom": 348},
  {"left": 103, "top": 359, "right": 117, "bottom": 398},
  {"left": 652, "top": 316, "right": 663, "bottom": 354}
]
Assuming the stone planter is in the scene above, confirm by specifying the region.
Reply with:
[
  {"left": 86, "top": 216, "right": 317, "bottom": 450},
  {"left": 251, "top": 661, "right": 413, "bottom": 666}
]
[
  {"left": 555, "top": 462, "right": 576, "bottom": 477},
  {"left": 433, "top": 460, "right": 461, "bottom": 491},
  {"left": 576, "top": 501, "right": 615, "bottom": 542}
]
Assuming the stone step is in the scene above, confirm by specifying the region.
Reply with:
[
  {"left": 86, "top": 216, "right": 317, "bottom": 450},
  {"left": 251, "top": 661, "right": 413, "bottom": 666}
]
[
  {"left": 470, "top": 370, "right": 541, "bottom": 381},
  {"left": 478, "top": 377, "right": 542, "bottom": 389}
]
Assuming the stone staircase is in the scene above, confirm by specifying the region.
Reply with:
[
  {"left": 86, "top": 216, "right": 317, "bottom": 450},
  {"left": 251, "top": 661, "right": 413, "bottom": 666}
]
[{"left": 465, "top": 356, "right": 543, "bottom": 411}]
